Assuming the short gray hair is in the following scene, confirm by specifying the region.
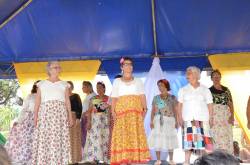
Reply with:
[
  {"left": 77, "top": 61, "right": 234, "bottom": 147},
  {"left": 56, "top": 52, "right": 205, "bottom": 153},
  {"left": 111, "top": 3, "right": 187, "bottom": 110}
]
[
  {"left": 186, "top": 66, "right": 201, "bottom": 80},
  {"left": 46, "top": 61, "right": 59, "bottom": 75}
]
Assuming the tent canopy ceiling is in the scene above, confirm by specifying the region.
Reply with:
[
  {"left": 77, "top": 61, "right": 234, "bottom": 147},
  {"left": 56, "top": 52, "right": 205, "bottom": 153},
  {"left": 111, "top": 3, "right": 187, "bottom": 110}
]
[{"left": 1, "top": 0, "right": 250, "bottom": 78}]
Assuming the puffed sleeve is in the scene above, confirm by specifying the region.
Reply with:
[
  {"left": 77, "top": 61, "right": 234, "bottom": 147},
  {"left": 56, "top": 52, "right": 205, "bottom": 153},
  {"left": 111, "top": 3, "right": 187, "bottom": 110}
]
[
  {"left": 205, "top": 87, "right": 213, "bottom": 104},
  {"left": 136, "top": 78, "right": 145, "bottom": 95},
  {"left": 111, "top": 78, "right": 119, "bottom": 98},
  {"left": 62, "top": 81, "right": 70, "bottom": 89},
  {"left": 178, "top": 88, "right": 184, "bottom": 103},
  {"left": 36, "top": 80, "right": 43, "bottom": 88}
]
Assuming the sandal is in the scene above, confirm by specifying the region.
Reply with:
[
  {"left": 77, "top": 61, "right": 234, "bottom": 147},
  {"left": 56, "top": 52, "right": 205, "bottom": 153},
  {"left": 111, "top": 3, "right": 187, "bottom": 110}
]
[
  {"left": 154, "top": 160, "right": 161, "bottom": 165},
  {"left": 168, "top": 160, "right": 176, "bottom": 165}
]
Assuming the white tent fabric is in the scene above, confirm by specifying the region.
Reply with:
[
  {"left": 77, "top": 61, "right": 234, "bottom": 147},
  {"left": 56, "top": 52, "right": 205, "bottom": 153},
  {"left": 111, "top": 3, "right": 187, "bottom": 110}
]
[{"left": 144, "top": 57, "right": 165, "bottom": 159}]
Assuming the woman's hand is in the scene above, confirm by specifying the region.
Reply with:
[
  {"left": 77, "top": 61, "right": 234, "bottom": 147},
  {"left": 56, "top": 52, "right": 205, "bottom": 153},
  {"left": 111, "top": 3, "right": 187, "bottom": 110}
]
[
  {"left": 209, "top": 117, "right": 214, "bottom": 128},
  {"left": 175, "top": 122, "right": 179, "bottom": 129},
  {"left": 150, "top": 121, "right": 154, "bottom": 129},
  {"left": 87, "top": 121, "right": 91, "bottom": 130},
  {"left": 68, "top": 116, "right": 74, "bottom": 127},
  {"left": 112, "top": 111, "right": 116, "bottom": 122},
  {"left": 228, "top": 116, "right": 234, "bottom": 125},
  {"left": 177, "top": 116, "right": 184, "bottom": 128},
  {"left": 13, "top": 122, "right": 18, "bottom": 127},
  {"left": 34, "top": 115, "right": 38, "bottom": 127}
]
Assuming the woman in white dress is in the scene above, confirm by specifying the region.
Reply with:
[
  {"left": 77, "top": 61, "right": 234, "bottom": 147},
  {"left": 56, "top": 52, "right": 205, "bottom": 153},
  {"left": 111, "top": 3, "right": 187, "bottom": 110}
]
[
  {"left": 32, "top": 61, "right": 73, "bottom": 165},
  {"left": 148, "top": 79, "right": 178, "bottom": 165},
  {"left": 5, "top": 80, "right": 40, "bottom": 164}
]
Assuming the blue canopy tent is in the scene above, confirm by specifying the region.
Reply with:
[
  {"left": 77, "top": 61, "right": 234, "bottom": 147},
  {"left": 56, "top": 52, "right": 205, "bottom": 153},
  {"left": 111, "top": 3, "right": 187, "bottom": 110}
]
[{"left": 0, "top": 0, "right": 250, "bottom": 78}]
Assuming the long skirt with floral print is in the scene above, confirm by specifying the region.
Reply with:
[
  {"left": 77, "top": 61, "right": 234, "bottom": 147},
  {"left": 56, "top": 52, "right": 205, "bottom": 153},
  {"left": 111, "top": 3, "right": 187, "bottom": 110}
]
[
  {"left": 210, "top": 104, "right": 233, "bottom": 154},
  {"left": 83, "top": 112, "right": 110, "bottom": 163},
  {"left": 110, "top": 95, "right": 150, "bottom": 165},
  {"left": 5, "top": 111, "right": 34, "bottom": 164},
  {"left": 32, "top": 100, "right": 71, "bottom": 165}
]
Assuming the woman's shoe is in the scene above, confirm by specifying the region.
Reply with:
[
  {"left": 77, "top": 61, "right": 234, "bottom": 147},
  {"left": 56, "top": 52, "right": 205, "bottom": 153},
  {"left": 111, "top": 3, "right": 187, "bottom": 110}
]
[
  {"left": 168, "top": 160, "right": 176, "bottom": 165},
  {"left": 154, "top": 160, "right": 161, "bottom": 165}
]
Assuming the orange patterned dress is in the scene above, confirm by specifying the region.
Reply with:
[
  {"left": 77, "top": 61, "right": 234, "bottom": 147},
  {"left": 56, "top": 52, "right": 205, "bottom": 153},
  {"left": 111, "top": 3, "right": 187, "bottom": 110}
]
[{"left": 110, "top": 78, "right": 150, "bottom": 165}]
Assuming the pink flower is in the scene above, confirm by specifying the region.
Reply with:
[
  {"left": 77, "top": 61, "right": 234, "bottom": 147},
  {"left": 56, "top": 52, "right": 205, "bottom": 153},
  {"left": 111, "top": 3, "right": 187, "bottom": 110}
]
[{"left": 120, "top": 57, "right": 124, "bottom": 64}]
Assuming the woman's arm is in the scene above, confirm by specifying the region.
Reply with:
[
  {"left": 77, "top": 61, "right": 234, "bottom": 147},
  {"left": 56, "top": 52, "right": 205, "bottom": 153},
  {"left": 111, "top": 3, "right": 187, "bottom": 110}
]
[
  {"left": 208, "top": 103, "right": 213, "bottom": 127},
  {"left": 76, "top": 94, "right": 83, "bottom": 119},
  {"left": 247, "top": 96, "right": 250, "bottom": 129},
  {"left": 34, "top": 89, "right": 41, "bottom": 127},
  {"left": 65, "top": 87, "right": 73, "bottom": 127},
  {"left": 111, "top": 97, "right": 117, "bottom": 121},
  {"left": 150, "top": 104, "right": 156, "bottom": 129},
  {"left": 87, "top": 102, "right": 93, "bottom": 130},
  {"left": 177, "top": 102, "right": 183, "bottom": 127},
  {"left": 140, "top": 94, "right": 147, "bottom": 117}
]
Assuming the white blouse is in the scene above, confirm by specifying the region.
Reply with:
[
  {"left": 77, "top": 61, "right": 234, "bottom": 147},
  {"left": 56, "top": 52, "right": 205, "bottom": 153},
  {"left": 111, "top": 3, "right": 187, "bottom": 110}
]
[
  {"left": 82, "top": 92, "right": 96, "bottom": 113},
  {"left": 16, "top": 94, "right": 36, "bottom": 123},
  {"left": 111, "top": 78, "right": 144, "bottom": 97},
  {"left": 178, "top": 83, "right": 213, "bottom": 121},
  {"left": 37, "top": 80, "right": 69, "bottom": 103}
]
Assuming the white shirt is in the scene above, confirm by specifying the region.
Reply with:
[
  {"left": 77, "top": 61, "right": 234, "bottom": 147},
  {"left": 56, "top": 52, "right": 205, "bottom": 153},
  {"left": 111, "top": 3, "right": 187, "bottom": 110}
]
[
  {"left": 82, "top": 92, "right": 96, "bottom": 113},
  {"left": 38, "top": 80, "right": 69, "bottom": 103},
  {"left": 111, "top": 78, "right": 144, "bottom": 97},
  {"left": 178, "top": 83, "right": 213, "bottom": 121}
]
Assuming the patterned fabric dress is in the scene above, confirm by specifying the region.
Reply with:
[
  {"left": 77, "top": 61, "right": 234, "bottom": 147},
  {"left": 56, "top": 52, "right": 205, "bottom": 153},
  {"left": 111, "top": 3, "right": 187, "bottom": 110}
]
[
  {"left": 209, "top": 85, "right": 234, "bottom": 154},
  {"left": 5, "top": 94, "right": 36, "bottom": 164},
  {"left": 148, "top": 95, "right": 179, "bottom": 151},
  {"left": 110, "top": 78, "right": 150, "bottom": 165},
  {"left": 178, "top": 84, "right": 213, "bottom": 151},
  {"left": 32, "top": 80, "right": 71, "bottom": 165},
  {"left": 83, "top": 95, "right": 110, "bottom": 163},
  {"left": 81, "top": 92, "right": 96, "bottom": 151}
]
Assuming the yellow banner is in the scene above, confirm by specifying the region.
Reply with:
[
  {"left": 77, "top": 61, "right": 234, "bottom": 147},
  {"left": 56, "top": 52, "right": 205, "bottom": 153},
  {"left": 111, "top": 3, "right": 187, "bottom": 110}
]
[{"left": 14, "top": 60, "right": 101, "bottom": 97}]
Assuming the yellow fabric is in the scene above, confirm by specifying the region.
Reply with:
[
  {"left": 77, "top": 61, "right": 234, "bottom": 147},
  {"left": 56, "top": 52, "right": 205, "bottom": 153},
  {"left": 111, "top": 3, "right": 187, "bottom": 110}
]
[
  {"left": 14, "top": 60, "right": 101, "bottom": 97},
  {"left": 111, "top": 95, "right": 150, "bottom": 165},
  {"left": 209, "top": 53, "right": 250, "bottom": 144},
  {"left": 208, "top": 52, "right": 250, "bottom": 70}
]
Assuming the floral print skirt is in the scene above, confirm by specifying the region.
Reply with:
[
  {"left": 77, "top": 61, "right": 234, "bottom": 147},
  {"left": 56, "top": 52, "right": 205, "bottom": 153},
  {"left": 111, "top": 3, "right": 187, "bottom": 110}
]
[
  {"left": 32, "top": 100, "right": 71, "bottom": 165},
  {"left": 210, "top": 104, "right": 233, "bottom": 154},
  {"left": 5, "top": 111, "right": 34, "bottom": 164},
  {"left": 110, "top": 95, "right": 150, "bottom": 165},
  {"left": 83, "top": 112, "right": 110, "bottom": 163}
]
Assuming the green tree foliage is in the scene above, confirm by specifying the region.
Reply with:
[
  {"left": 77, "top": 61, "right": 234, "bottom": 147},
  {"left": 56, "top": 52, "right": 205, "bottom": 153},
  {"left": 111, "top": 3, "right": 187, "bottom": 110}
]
[
  {"left": 0, "top": 79, "right": 20, "bottom": 139},
  {"left": 0, "top": 79, "right": 20, "bottom": 105},
  {"left": 0, "top": 106, "right": 19, "bottom": 138}
]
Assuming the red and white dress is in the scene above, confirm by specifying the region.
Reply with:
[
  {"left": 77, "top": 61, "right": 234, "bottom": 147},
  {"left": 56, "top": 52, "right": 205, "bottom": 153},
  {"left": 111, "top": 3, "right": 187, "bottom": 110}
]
[
  {"left": 32, "top": 80, "right": 71, "bottom": 165},
  {"left": 5, "top": 94, "right": 36, "bottom": 164}
]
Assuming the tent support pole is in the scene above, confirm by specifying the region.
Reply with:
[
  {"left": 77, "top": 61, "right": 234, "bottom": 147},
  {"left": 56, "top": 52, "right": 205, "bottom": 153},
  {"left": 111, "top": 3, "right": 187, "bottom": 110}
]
[
  {"left": 0, "top": 0, "right": 33, "bottom": 29},
  {"left": 151, "top": 0, "right": 159, "bottom": 57}
]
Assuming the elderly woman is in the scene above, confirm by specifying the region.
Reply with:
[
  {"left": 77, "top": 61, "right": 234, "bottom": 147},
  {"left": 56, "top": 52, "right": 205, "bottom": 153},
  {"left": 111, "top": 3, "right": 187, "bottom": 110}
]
[
  {"left": 148, "top": 79, "right": 178, "bottom": 165},
  {"left": 177, "top": 66, "right": 213, "bottom": 165},
  {"left": 209, "top": 69, "right": 234, "bottom": 154},
  {"left": 83, "top": 82, "right": 110, "bottom": 164},
  {"left": 111, "top": 57, "right": 150, "bottom": 165},
  {"left": 32, "top": 61, "right": 73, "bottom": 164}
]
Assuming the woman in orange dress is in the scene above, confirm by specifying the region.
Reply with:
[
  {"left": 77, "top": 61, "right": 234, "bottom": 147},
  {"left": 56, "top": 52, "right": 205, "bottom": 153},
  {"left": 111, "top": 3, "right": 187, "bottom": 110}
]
[{"left": 110, "top": 57, "right": 150, "bottom": 165}]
